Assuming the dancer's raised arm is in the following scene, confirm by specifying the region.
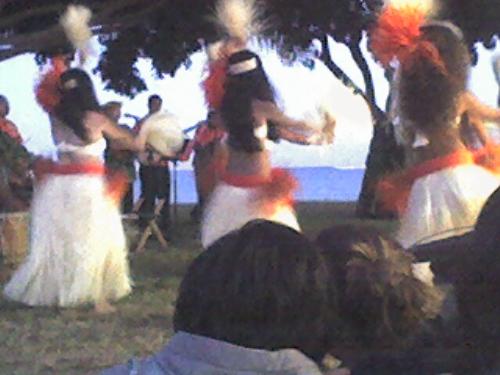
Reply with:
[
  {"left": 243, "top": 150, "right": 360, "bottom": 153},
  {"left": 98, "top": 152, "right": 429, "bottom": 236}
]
[
  {"left": 253, "top": 100, "right": 335, "bottom": 145},
  {"left": 85, "top": 111, "right": 146, "bottom": 152}
]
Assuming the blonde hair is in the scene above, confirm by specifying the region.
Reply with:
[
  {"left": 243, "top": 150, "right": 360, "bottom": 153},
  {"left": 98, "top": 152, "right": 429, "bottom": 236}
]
[{"left": 317, "top": 225, "right": 444, "bottom": 347}]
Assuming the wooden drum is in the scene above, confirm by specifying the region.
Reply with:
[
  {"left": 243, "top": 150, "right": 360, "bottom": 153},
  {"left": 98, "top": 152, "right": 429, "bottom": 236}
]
[{"left": 0, "top": 212, "right": 29, "bottom": 266}]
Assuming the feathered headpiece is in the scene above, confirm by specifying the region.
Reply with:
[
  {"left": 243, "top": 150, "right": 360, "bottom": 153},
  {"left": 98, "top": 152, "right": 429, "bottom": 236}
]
[
  {"left": 34, "top": 5, "right": 93, "bottom": 114},
  {"left": 215, "top": 0, "right": 263, "bottom": 44},
  {"left": 370, "top": 0, "right": 446, "bottom": 74},
  {"left": 60, "top": 4, "right": 93, "bottom": 64},
  {"left": 34, "top": 56, "right": 68, "bottom": 114},
  {"left": 202, "top": 0, "right": 263, "bottom": 110}
]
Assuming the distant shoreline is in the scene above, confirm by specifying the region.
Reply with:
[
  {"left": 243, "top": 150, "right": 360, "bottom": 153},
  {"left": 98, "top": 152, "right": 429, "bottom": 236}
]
[{"left": 134, "top": 165, "right": 365, "bottom": 203}]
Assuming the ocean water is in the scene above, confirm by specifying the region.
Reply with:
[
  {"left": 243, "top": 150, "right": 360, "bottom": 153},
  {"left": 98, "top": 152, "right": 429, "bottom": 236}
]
[{"left": 134, "top": 166, "right": 365, "bottom": 203}]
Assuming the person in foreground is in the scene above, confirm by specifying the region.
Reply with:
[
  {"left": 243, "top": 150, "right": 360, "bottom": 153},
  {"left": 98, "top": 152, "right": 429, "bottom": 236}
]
[
  {"left": 102, "top": 220, "right": 349, "bottom": 375},
  {"left": 413, "top": 186, "right": 500, "bottom": 373},
  {"left": 371, "top": 2, "right": 500, "bottom": 248},
  {"left": 3, "top": 67, "right": 146, "bottom": 313},
  {"left": 317, "top": 225, "right": 444, "bottom": 375}
]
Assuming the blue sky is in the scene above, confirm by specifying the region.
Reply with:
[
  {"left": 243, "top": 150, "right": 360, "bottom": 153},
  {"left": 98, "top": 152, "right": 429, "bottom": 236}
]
[{"left": 1, "top": 36, "right": 498, "bottom": 168}]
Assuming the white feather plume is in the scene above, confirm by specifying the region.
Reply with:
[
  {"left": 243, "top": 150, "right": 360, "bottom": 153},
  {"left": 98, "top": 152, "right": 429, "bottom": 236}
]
[
  {"left": 207, "top": 41, "right": 225, "bottom": 62},
  {"left": 60, "top": 5, "right": 93, "bottom": 59},
  {"left": 215, "top": 0, "right": 262, "bottom": 43}
]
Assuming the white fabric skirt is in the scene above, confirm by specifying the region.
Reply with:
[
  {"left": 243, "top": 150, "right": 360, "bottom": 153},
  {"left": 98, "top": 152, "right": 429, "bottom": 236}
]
[
  {"left": 398, "top": 165, "right": 500, "bottom": 248},
  {"left": 201, "top": 182, "right": 300, "bottom": 249},
  {"left": 3, "top": 173, "right": 132, "bottom": 307}
]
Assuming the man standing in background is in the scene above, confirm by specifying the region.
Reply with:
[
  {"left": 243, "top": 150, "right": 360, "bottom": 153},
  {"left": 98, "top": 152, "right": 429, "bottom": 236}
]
[
  {"left": 102, "top": 101, "right": 136, "bottom": 213},
  {"left": 133, "top": 95, "right": 171, "bottom": 238}
]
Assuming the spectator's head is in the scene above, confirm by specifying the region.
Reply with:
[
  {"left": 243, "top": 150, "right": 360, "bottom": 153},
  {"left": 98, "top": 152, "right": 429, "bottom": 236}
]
[
  {"left": 56, "top": 68, "right": 100, "bottom": 141},
  {"left": 220, "top": 49, "right": 276, "bottom": 153},
  {"left": 102, "top": 101, "right": 122, "bottom": 123},
  {"left": 174, "top": 220, "right": 332, "bottom": 361},
  {"left": 316, "top": 225, "right": 443, "bottom": 348},
  {"left": 0, "top": 94, "right": 9, "bottom": 118},
  {"left": 148, "top": 94, "right": 162, "bottom": 114}
]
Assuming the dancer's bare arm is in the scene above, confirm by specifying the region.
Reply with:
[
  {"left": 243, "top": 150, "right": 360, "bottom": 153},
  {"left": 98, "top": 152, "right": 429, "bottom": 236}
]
[
  {"left": 461, "top": 92, "right": 500, "bottom": 123},
  {"left": 253, "top": 101, "right": 335, "bottom": 145},
  {"left": 85, "top": 111, "right": 146, "bottom": 152},
  {"left": 252, "top": 100, "right": 312, "bottom": 132}
]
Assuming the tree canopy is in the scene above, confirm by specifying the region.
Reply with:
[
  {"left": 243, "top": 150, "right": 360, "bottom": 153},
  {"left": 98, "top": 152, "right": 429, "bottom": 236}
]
[{"left": 1, "top": 0, "right": 498, "bottom": 100}]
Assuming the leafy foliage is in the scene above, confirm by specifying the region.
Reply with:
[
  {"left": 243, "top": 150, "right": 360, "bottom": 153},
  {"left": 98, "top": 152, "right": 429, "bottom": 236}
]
[
  {"left": 1, "top": 0, "right": 498, "bottom": 96},
  {"left": 440, "top": 0, "right": 500, "bottom": 63},
  {"left": 94, "top": 1, "right": 219, "bottom": 96}
]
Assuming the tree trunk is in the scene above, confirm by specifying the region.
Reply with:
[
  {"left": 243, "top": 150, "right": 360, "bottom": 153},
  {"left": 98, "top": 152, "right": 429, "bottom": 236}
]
[{"left": 320, "top": 34, "right": 403, "bottom": 218}]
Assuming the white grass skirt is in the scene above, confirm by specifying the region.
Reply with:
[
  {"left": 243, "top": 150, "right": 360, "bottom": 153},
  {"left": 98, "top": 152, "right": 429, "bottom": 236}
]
[
  {"left": 201, "top": 182, "right": 300, "bottom": 248},
  {"left": 3, "top": 174, "right": 132, "bottom": 307},
  {"left": 398, "top": 165, "right": 500, "bottom": 248}
]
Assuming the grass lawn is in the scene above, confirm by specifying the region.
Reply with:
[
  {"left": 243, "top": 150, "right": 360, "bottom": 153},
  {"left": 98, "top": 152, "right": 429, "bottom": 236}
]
[{"left": 0, "top": 202, "right": 395, "bottom": 375}]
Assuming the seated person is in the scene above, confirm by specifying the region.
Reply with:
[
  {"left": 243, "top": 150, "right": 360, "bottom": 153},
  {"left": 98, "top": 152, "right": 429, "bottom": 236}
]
[
  {"left": 316, "top": 225, "right": 445, "bottom": 375},
  {"left": 102, "top": 220, "right": 337, "bottom": 375},
  {"left": 413, "top": 186, "right": 500, "bottom": 373}
]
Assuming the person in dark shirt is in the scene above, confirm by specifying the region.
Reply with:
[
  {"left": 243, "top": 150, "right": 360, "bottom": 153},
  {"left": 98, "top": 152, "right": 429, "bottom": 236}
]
[{"left": 133, "top": 95, "right": 171, "bottom": 237}]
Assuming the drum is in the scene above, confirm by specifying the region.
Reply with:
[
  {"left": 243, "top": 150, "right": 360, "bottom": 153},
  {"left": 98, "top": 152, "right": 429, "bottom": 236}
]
[
  {"left": 139, "top": 112, "right": 185, "bottom": 158},
  {"left": 0, "top": 212, "right": 29, "bottom": 266}
]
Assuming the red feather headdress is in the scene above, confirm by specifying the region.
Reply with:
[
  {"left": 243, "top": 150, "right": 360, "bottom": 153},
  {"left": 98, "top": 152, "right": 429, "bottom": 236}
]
[
  {"left": 201, "top": 0, "right": 263, "bottom": 110},
  {"left": 34, "top": 56, "right": 68, "bottom": 114},
  {"left": 202, "top": 57, "right": 228, "bottom": 110},
  {"left": 370, "top": 1, "right": 446, "bottom": 74}
]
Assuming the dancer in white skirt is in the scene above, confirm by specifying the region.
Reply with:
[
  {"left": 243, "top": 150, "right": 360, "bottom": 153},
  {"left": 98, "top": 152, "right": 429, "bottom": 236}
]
[
  {"left": 200, "top": 0, "right": 334, "bottom": 248},
  {"left": 3, "top": 68, "right": 146, "bottom": 313},
  {"left": 370, "top": 2, "right": 500, "bottom": 248}
]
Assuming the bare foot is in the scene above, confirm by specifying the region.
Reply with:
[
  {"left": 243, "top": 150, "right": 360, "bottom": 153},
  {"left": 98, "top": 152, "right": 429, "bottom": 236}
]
[{"left": 94, "top": 300, "right": 116, "bottom": 314}]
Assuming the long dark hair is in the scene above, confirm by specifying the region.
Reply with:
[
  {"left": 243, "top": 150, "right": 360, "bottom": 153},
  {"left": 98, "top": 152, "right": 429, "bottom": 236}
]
[
  {"left": 55, "top": 68, "right": 100, "bottom": 141},
  {"left": 398, "top": 23, "right": 469, "bottom": 134},
  {"left": 174, "top": 220, "right": 332, "bottom": 361},
  {"left": 220, "top": 50, "right": 277, "bottom": 153}
]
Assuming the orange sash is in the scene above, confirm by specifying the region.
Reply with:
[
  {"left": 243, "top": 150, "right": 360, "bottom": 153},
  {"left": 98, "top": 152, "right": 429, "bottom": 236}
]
[
  {"left": 33, "top": 159, "right": 128, "bottom": 204},
  {"left": 377, "top": 145, "right": 500, "bottom": 216},
  {"left": 217, "top": 167, "right": 298, "bottom": 209}
]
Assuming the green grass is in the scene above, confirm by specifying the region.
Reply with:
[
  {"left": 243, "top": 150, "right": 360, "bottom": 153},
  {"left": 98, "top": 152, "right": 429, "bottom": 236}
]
[{"left": 0, "top": 202, "right": 395, "bottom": 375}]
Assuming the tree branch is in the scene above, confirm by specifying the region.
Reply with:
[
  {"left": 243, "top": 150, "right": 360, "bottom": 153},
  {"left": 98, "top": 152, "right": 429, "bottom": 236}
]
[
  {"left": 319, "top": 33, "right": 385, "bottom": 122},
  {"left": 0, "top": 3, "right": 66, "bottom": 31},
  {"left": 347, "top": 39, "right": 376, "bottom": 108},
  {"left": 0, "top": 0, "right": 163, "bottom": 63}
]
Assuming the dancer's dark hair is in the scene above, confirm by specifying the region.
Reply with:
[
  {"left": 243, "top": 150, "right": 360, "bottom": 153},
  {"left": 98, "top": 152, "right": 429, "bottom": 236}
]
[
  {"left": 398, "top": 23, "right": 469, "bottom": 134},
  {"left": 55, "top": 68, "right": 100, "bottom": 141},
  {"left": 220, "top": 50, "right": 277, "bottom": 153},
  {"left": 174, "top": 220, "right": 332, "bottom": 361}
]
